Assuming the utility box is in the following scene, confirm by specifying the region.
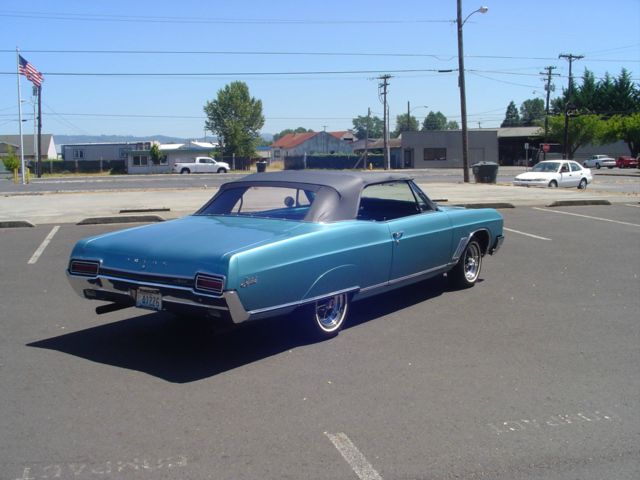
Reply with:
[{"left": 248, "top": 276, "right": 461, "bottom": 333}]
[{"left": 472, "top": 161, "right": 499, "bottom": 183}]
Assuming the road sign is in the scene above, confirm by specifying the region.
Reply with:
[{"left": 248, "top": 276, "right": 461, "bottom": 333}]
[
  {"left": 524, "top": 142, "right": 529, "bottom": 150},
  {"left": 542, "top": 143, "right": 550, "bottom": 153}
]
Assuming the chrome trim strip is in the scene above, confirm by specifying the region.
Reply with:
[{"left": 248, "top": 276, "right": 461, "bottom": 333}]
[
  {"left": 247, "top": 286, "right": 359, "bottom": 316},
  {"left": 360, "top": 263, "right": 452, "bottom": 294},
  {"left": 451, "top": 236, "right": 469, "bottom": 261}
]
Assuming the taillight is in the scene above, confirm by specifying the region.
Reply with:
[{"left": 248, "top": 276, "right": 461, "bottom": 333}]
[
  {"left": 194, "top": 274, "right": 224, "bottom": 295},
  {"left": 69, "top": 260, "right": 100, "bottom": 276}
]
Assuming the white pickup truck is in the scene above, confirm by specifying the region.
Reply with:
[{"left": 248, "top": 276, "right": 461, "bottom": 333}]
[{"left": 172, "top": 157, "right": 230, "bottom": 174}]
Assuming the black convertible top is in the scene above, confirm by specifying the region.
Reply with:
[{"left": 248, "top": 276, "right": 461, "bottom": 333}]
[{"left": 211, "top": 170, "right": 418, "bottom": 222}]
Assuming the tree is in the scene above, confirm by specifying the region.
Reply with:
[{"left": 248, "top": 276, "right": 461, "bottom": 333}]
[
  {"left": 422, "top": 111, "right": 448, "bottom": 130},
  {"left": 546, "top": 114, "right": 604, "bottom": 158},
  {"left": 501, "top": 101, "right": 521, "bottom": 127},
  {"left": 601, "top": 112, "right": 640, "bottom": 156},
  {"left": 519, "top": 98, "right": 545, "bottom": 126},
  {"left": 352, "top": 115, "right": 383, "bottom": 139},
  {"left": 392, "top": 113, "right": 419, "bottom": 137},
  {"left": 2, "top": 145, "right": 20, "bottom": 171},
  {"left": 552, "top": 68, "right": 640, "bottom": 116},
  {"left": 149, "top": 143, "right": 164, "bottom": 165},
  {"left": 204, "top": 81, "right": 265, "bottom": 157},
  {"left": 273, "top": 127, "right": 313, "bottom": 143},
  {"left": 445, "top": 120, "right": 459, "bottom": 130}
]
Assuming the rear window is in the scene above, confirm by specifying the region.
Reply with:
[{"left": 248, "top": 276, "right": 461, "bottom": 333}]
[{"left": 197, "top": 186, "right": 316, "bottom": 221}]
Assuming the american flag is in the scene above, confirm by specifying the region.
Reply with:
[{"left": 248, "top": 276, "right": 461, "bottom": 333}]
[{"left": 18, "top": 55, "right": 43, "bottom": 87}]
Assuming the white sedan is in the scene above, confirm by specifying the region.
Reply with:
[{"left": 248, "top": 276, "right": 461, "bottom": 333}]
[
  {"left": 583, "top": 154, "right": 615, "bottom": 169},
  {"left": 513, "top": 160, "right": 592, "bottom": 189}
]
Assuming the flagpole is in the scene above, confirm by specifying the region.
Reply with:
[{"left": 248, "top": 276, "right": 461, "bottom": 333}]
[{"left": 16, "top": 48, "right": 26, "bottom": 185}]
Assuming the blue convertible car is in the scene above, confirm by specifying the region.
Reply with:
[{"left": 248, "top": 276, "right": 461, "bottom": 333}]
[{"left": 67, "top": 171, "right": 504, "bottom": 339}]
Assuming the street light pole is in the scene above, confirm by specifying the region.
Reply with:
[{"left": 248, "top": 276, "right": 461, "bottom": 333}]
[{"left": 456, "top": 2, "right": 488, "bottom": 183}]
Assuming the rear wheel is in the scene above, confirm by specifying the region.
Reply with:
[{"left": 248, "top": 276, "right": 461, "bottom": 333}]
[
  {"left": 304, "top": 293, "right": 349, "bottom": 339},
  {"left": 180, "top": 168, "right": 190, "bottom": 174},
  {"left": 450, "top": 240, "right": 482, "bottom": 289},
  {"left": 596, "top": 163, "right": 601, "bottom": 169},
  {"left": 548, "top": 180, "right": 558, "bottom": 188},
  {"left": 578, "top": 178, "right": 588, "bottom": 190}
]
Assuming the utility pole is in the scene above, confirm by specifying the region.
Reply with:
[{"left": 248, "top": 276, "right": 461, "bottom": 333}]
[
  {"left": 364, "top": 107, "right": 370, "bottom": 168},
  {"left": 457, "top": 0, "right": 470, "bottom": 182},
  {"left": 540, "top": 65, "right": 559, "bottom": 160},
  {"left": 558, "top": 53, "right": 583, "bottom": 159},
  {"left": 37, "top": 85, "right": 42, "bottom": 177},
  {"left": 378, "top": 74, "right": 392, "bottom": 170}
]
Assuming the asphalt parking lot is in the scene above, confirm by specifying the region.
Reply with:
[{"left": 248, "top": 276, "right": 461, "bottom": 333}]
[{"left": 1, "top": 205, "right": 639, "bottom": 479}]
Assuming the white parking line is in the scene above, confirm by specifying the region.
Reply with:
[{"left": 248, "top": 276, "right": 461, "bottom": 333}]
[
  {"left": 325, "top": 432, "right": 383, "bottom": 480},
  {"left": 533, "top": 207, "right": 640, "bottom": 227},
  {"left": 28, "top": 226, "right": 60, "bottom": 265},
  {"left": 503, "top": 227, "right": 551, "bottom": 241}
]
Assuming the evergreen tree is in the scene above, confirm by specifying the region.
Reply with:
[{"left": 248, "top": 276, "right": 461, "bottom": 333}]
[{"left": 501, "top": 101, "right": 521, "bottom": 127}]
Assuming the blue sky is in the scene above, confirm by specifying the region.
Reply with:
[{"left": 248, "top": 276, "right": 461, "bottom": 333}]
[{"left": 1, "top": 0, "right": 639, "bottom": 138}]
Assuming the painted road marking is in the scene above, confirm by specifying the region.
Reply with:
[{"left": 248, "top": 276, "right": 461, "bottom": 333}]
[
  {"left": 503, "top": 227, "right": 551, "bottom": 241},
  {"left": 624, "top": 203, "right": 640, "bottom": 208},
  {"left": 325, "top": 432, "right": 383, "bottom": 480},
  {"left": 533, "top": 207, "right": 640, "bottom": 228},
  {"left": 488, "top": 409, "right": 620, "bottom": 435},
  {"left": 28, "top": 226, "right": 60, "bottom": 265},
  {"left": 13, "top": 455, "right": 188, "bottom": 479}
]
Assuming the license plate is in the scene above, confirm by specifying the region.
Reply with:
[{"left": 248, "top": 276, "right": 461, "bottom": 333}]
[{"left": 136, "top": 287, "right": 162, "bottom": 311}]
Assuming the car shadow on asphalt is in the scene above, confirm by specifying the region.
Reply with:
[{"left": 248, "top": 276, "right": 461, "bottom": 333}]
[{"left": 28, "top": 277, "right": 448, "bottom": 383}]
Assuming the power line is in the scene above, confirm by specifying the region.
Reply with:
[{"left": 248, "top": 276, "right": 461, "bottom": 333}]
[
  {"left": 2, "top": 48, "right": 638, "bottom": 63},
  {"left": 0, "top": 10, "right": 452, "bottom": 25}
]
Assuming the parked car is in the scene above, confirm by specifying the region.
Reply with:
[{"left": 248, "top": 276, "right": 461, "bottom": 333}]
[
  {"left": 616, "top": 156, "right": 638, "bottom": 168},
  {"left": 67, "top": 171, "right": 504, "bottom": 340},
  {"left": 172, "top": 157, "right": 230, "bottom": 174},
  {"left": 583, "top": 154, "right": 615, "bottom": 169},
  {"left": 513, "top": 160, "right": 592, "bottom": 189}
]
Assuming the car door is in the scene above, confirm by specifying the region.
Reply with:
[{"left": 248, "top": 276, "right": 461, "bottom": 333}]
[
  {"left": 558, "top": 162, "right": 573, "bottom": 187},
  {"left": 359, "top": 181, "right": 453, "bottom": 283}
]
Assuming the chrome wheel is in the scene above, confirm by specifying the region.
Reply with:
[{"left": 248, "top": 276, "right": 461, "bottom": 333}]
[
  {"left": 463, "top": 242, "right": 482, "bottom": 282},
  {"left": 578, "top": 178, "right": 587, "bottom": 190},
  {"left": 314, "top": 293, "right": 348, "bottom": 334}
]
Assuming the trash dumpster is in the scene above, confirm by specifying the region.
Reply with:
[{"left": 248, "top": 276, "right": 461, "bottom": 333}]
[
  {"left": 472, "top": 161, "right": 499, "bottom": 183},
  {"left": 256, "top": 160, "right": 267, "bottom": 173}
]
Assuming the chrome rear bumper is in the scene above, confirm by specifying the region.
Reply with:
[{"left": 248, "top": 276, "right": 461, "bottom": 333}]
[
  {"left": 489, "top": 234, "right": 504, "bottom": 255},
  {"left": 67, "top": 271, "right": 250, "bottom": 323}
]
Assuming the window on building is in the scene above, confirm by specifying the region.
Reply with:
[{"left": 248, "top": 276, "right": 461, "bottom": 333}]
[
  {"left": 273, "top": 150, "right": 281, "bottom": 158},
  {"left": 119, "top": 148, "right": 131, "bottom": 159},
  {"left": 73, "top": 149, "right": 84, "bottom": 159},
  {"left": 133, "top": 155, "right": 148, "bottom": 166},
  {"left": 423, "top": 148, "right": 447, "bottom": 161}
]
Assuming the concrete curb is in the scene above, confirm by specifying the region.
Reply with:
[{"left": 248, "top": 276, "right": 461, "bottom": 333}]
[
  {"left": 452, "top": 203, "right": 515, "bottom": 209},
  {"left": 119, "top": 208, "right": 171, "bottom": 214},
  {"left": 77, "top": 215, "right": 166, "bottom": 225},
  {"left": 0, "top": 220, "right": 35, "bottom": 228},
  {"left": 546, "top": 200, "right": 612, "bottom": 207}
]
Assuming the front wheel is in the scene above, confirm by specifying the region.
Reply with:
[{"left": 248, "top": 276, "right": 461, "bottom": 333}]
[
  {"left": 449, "top": 240, "right": 483, "bottom": 289},
  {"left": 548, "top": 180, "right": 558, "bottom": 188},
  {"left": 217, "top": 168, "right": 227, "bottom": 173},
  {"left": 578, "top": 178, "right": 588, "bottom": 189},
  {"left": 306, "top": 293, "right": 349, "bottom": 339}
]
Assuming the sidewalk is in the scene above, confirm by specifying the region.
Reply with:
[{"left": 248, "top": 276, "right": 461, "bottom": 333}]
[{"left": 1, "top": 181, "right": 637, "bottom": 227}]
